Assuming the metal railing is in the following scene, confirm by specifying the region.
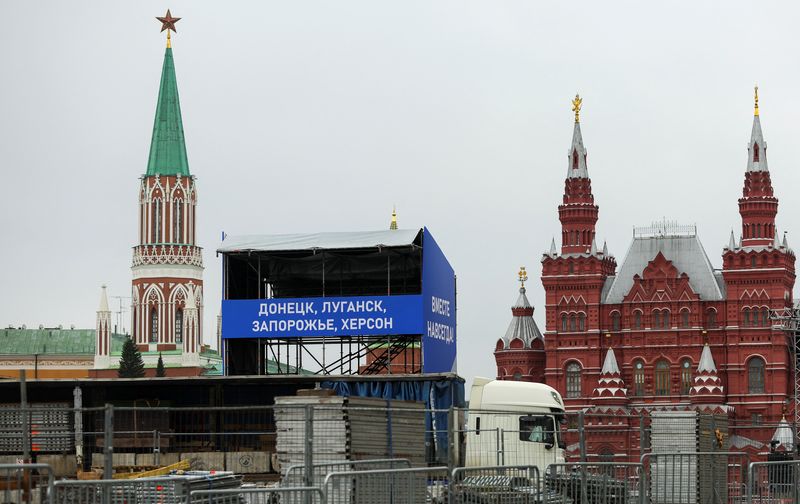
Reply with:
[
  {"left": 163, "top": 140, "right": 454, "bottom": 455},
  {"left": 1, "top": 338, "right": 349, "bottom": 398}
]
[
  {"left": 323, "top": 466, "right": 449, "bottom": 504},
  {"left": 746, "top": 459, "right": 800, "bottom": 504},
  {"left": 546, "top": 462, "right": 645, "bottom": 504},
  {"left": 282, "top": 458, "right": 411, "bottom": 487},
  {"left": 190, "top": 486, "right": 326, "bottom": 504},
  {"left": 641, "top": 451, "right": 750, "bottom": 504},
  {"left": 450, "top": 464, "right": 541, "bottom": 504},
  {"left": 0, "top": 463, "right": 55, "bottom": 504}
]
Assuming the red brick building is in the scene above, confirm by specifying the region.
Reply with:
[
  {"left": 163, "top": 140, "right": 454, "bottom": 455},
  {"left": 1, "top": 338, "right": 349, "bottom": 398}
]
[{"left": 495, "top": 94, "right": 796, "bottom": 453}]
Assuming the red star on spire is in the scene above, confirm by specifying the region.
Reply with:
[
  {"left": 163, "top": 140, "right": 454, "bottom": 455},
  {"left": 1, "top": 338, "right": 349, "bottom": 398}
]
[{"left": 156, "top": 9, "right": 181, "bottom": 33}]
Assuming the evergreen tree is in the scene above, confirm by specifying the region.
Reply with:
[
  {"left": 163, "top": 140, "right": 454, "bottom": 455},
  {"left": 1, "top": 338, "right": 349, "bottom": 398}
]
[
  {"left": 156, "top": 353, "right": 166, "bottom": 377},
  {"left": 118, "top": 337, "right": 145, "bottom": 378}
]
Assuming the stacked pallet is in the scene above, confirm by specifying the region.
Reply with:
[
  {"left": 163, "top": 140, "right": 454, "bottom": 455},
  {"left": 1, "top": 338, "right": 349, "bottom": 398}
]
[
  {"left": 649, "top": 411, "right": 729, "bottom": 504},
  {"left": 275, "top": 393, "right": 426, "bottom": 504},
  {"left": 274, "top": 394, "right": 349, "bottom": 475},
  {"left": 0, "top": 403, "right": 72, "bottom": 453},
  {"left": 347, "top": 397, "right": 426, "bottom": 464}
]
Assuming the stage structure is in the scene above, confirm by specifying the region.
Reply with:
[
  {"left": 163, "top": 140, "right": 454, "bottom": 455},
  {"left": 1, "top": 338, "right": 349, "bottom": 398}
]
[{"left": 217, "top": 228, "right": 456, "bottom": 376}]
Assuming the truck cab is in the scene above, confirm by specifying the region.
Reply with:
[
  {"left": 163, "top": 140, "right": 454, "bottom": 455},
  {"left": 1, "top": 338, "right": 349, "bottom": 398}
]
[{"left": 465, "top": 377, "right": 566, "bottom": 469}]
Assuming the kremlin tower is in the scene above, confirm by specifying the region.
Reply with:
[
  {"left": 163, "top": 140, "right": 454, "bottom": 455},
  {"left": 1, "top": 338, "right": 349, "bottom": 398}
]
[{"left": 96, "top": 12, "right": 205, "bottom": 374}]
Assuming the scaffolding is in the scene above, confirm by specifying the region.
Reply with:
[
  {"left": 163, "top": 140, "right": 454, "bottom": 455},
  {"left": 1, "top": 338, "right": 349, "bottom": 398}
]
[{"left": 771, "top": 304, "right": 800, "bottom": 435}]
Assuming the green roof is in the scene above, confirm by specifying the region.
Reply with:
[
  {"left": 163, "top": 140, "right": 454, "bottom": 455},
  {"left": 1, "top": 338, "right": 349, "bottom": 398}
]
[
  {"left": 146, "top": 47, "right": 190, "bottom": 177},
  {"left": 0, "top": 329, "right": 127, "bottom": 355}
]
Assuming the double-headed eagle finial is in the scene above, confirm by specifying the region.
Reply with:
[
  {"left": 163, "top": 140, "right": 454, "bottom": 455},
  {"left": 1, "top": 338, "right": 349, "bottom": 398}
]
[
  {"left": 754, "top": 85, "right": 759, "bottom": 116},
  {"left": 571, "top": 94, "right": 583, "bottom": 123},
  {"left": 518, "top": 266, "right": 528, "bottom": 288}
]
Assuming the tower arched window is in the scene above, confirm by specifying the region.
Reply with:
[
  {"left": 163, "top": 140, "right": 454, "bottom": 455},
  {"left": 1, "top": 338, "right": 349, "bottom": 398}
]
[
  {"left": 654, "top": 360, "right": 670, "bottom": 396},
  {"left": 748, "top": 357, "right": 765, "bottom": 394},
  {"left": 633, "top": 360, "right": 645, "bottom": 396},
  {"left": 680, "top": 359, "right": 692, "bottom": 395},
  {"left": 561, "top": 313, "right": 568, "bottom": 332},
  {"left": 662, "top": 310, "right": 670, "bottom": 328},
  {"left": 611, "top": 312, "right": 621, "bottom": 331},
  {"left": 753, "top": 142, "right": 760, "bottom": 162},
  {"left": 572, "top": 149, "right": 579, "bottom": 170},
  {"left": 569, "top": 314, "right": 576, "bottom": 332},
  {"left": 761, "top": 308, "right": 770, "bottom": 327},
  {"left": 633, "top": 311, "right": 642, "bottom": 329},
  {"left": 743, "top": 308, "right": 751, "bottom": 326},
  {"left": 566, "top": 363, "right": 582, "bottom": 398},
  {"left": 150, "top": 307, "right": 158, "bottom": 343},
  {"left": 653, "top": 310, "right": 660, "bottom": 329},
  {"left": 680, "top": 309, "right": 690, "bottom": 328},
  {"left": 706, "top": 309, "right": 717, "bottom": 328},
  {"left": 173, "top": 200, "right": 182, "bottom": 243},
  {"left": 152, "top": 199, "right": 162, "bottom": 243},
  {"left": 578, "top": 313, "right": 586, "bottom": 331},
  {"left": 175, "top": 308, "right": 183, "bottom": 344}
]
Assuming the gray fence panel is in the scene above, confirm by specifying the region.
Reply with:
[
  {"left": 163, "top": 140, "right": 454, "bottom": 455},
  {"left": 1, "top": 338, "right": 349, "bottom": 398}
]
[
  {"left": 546, "top": 462, "right": 644, "bottom": 504},
  {"left": 450, "top": 464, "right": 541, "bottom": 504},
  {"left": 747, "top": 460, "right": 800, "bottom": 504},
  {"left": 283, "top": 458, "right": 411, "bottom": 487},
  {"left": 323, "top": 466, "right": 449, "bottom": 504},
  {"left": 190, "top": 486, "right": 325, "bottom": 504},
  {"left": 0, "top": 463, "right": 55, "bottom": 504}
]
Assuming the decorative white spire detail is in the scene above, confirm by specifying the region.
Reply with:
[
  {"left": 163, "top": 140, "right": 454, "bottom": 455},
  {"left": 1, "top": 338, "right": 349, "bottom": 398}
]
[
  {"left": 698, "top": 343, "right": 717, "bottom": 373},
  {"left": 773, "top": 230, "right": 780, "bottom": 249},
  {"left": 601, "top": 347, "right": 620, "bottom": 374},
  {"left": 98, "top": 285, "right": 110, "bottom": 313},
  {"left": 772, "top": 417, "right": 795, "bottom": 451},
  {"left": 602, "top": 240, "right": 608, "bottom": 256},
  {"left": 550, "top": 237, "right": 557, "bottom": 257},
  {"left": 747, "top": 87, "right": 768, "bottom": 173},
  {"left": 728, "top": 230, "right": 737, "bottom": 250},
  {"left": 567, "top": 94, "right": 588, "bottom": 179},
  {"left": 590, "top": 237, "right": 598, "bottom": 256}
]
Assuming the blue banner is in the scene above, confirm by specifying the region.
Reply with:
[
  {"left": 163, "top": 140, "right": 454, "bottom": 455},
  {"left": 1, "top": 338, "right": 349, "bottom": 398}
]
[
  {"left": 222, "top": 295, "right": 423, "bottom": 338},
  {"left": 422, "top": 228, "right": 457, "bottom": 373}
]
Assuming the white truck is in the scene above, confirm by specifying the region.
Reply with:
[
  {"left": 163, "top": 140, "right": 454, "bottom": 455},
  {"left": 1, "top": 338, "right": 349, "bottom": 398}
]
[{"left": 464, "top": 377, "right": 567, "bottom": 469}]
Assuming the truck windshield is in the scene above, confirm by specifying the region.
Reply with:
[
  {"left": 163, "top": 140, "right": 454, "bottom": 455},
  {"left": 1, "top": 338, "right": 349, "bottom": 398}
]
[{"left": 518, "top": 415, "right": 555, "bottom": 444}]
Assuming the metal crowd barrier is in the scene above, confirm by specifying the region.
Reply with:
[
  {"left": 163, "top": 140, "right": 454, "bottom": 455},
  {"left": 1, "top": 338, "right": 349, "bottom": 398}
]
[
  {"left": 190, "top": 486, "right": 326, "bottom": 504},
  {"left": 450, "top": 464, "right": 541, "bottom": 504},
  {"left": 747, "top": 459, "right": 800, "bottom": 504},
  {"left": 323, "top": 465, "right": 449, "bottom": 504},
  {"left": 54, "top": 477, "right": 184, "bottom": 504},
  {"left": 0, "top": 463, "right": 55, "bottom": 504},
  {"left": 641, "top": 451, "right": 750, "bottom": 504},
  {"left": 282, "top": 458, "right": 411, "bottom": 487},
  {"left": 546, "top": 462, "right": 644, "bottom": 504}
]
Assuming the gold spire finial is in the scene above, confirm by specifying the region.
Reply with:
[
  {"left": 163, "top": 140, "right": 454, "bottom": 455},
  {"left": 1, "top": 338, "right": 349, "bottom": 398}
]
[
  {"left": 167, "top": 30, "right": 171, "bottom": 48},
  {"left": 389, "top": 206, "right": 398, "bottom": 230},
  {"left": 518, "top": 266, "right": 528, "bottom": 288},
  {"left": 754, "top": 85, "right": 759, "bottom": 116},
  {"left": 571, "top": 94, "right": 583, "bottom": 123}
]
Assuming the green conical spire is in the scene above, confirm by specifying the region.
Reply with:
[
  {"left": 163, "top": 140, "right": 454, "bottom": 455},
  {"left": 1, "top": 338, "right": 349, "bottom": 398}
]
[{"left": 146, "top": 47, "right": 190, "bottom": 177}]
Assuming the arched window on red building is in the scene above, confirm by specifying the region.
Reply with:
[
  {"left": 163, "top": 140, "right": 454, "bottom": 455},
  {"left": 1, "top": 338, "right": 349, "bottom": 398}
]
[
  {"left": 633, "top": 360, "right": 645, "bottom": 396},
  {"left": 566, "top": 363, "right": 582, "bottom": 398},
  {"left": 611, "top": 311, "right": 621, "bottom": 331},
  {"left": 633, "top": 311, "right": 642, "bottom": 329},
  {"left": 680, "top": 359, "right": 692, "bottom": 395},
  {"left": 748, "top": 357, "right": 765, "bottom": 394},
  {"left": 654, "top": 360, "right": 670, "bottom": 396}
]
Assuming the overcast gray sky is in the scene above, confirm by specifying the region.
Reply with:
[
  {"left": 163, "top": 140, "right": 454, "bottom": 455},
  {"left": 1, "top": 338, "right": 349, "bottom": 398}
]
[{"left": 2, "top": 1, "right": 799, "bottom": 387}]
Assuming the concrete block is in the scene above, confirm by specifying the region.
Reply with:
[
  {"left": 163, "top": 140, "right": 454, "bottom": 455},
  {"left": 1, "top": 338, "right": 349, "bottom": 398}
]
[
  {"left": 225, "top": 451, "right": 270, "bottom": 473},
  {"left": 136, "top": 452, "right": 179, "bottom": 467},
  {"left": 37, "top": 455, "right": 77, "bottom": 478},
  {"left": 181, "top": 452, "right": 225, "bottom": 471},
  {"left": 91, "top": 453, "right": 136, "bottom": 468}
]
